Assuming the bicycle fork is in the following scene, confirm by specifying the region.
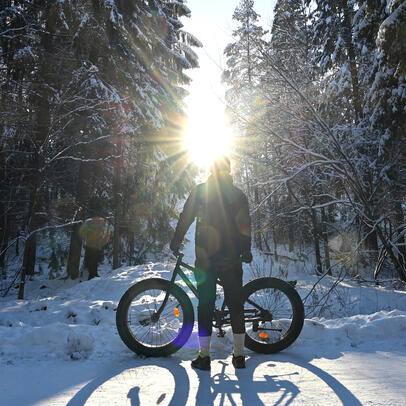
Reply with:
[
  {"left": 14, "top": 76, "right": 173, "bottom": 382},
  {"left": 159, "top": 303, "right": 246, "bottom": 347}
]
[
  {"left": 152, "top": 254, "right": 194, "bottom": 322},
  {"left": 151, "top": 264, "right": 180, "bottom": 322}
]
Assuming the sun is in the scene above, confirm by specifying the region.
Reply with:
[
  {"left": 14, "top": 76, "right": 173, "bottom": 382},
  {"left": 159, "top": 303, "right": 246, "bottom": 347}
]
[{"left": 183, "top": 97, "right": 233, "bottom": 169}]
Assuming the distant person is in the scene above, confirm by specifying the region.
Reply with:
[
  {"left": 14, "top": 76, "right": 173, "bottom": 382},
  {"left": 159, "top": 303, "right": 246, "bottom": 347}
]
[{"left": 170, "top": 155, "right": 252, "bottom": 370}]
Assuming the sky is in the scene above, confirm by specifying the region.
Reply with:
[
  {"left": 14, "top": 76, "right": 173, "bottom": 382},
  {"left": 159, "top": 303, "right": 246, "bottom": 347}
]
[{"left": 181, "top": 0, "right": 276, "bottom": 167}]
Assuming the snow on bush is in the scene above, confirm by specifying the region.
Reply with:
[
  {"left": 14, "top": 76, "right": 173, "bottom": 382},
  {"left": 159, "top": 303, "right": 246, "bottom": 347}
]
[{"left": 66, "top": 331, "right": 94, "bottom": 360}]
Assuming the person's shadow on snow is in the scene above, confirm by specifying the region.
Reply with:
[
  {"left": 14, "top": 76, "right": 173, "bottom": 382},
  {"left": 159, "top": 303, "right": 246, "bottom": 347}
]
[
  {"left": 194, "top": 358, "right": 300, "bottom": 406},
  {"left": 194, "top": 352, "right": 362, "bottom": 406}
]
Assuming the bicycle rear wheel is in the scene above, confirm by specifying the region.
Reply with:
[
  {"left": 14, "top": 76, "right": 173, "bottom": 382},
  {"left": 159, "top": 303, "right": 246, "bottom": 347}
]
[
  {"left": 243, "top": 277, "right": 304, "bottom": 354},
  {"left": 116, "top": 278, "right": 194, "bottom": 357}
]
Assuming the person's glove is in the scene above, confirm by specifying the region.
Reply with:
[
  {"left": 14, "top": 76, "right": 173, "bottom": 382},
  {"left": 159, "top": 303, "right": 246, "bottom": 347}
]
[
  {"left": 170, "top": 239, "right": 181, "bottom": 256},
  {"left": 241, "top": 251, "right": 253, "bottom": 263}
]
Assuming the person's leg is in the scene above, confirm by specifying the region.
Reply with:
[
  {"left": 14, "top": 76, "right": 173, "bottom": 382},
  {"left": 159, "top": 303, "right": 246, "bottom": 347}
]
[
  {"left": 194, "top": 266, "right": 216, "bottom": 358},
  {"left": 219, "top": 264, "right": 246, "bottom": 361},
  {"left": 220, "top": 264, "right": 245, "bottom": 335}
]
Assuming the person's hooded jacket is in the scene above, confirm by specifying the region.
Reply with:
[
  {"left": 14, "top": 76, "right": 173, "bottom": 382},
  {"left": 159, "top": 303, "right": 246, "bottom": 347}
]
[{"left": 171, "top": 171, "right": 251, "bottom": 269}]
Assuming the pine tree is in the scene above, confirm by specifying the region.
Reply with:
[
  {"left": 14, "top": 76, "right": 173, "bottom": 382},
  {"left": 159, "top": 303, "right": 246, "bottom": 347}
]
[
  {"left": 223, "top": 0, "right": 268, "bottom": 120},
  {"left": 223, "top": 0, "right": 268, "bottom": 249},
  {"left": 307, "top": 0, "right": 362, "bottom": 120},
  {"left": 0, "top": 0, "right": 202, "bottom": 294},
  {"left": 271, "top": 0, "right": 309, "bottom": 73},
  {"left": 360, "top": 0, "right": 406, "bottom": 279}
]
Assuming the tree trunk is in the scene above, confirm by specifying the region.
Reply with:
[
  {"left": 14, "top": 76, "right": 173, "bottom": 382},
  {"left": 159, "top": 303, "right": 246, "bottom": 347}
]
[
  {"left": 311, "top": 208, "right": 323, "bottom": 275},
  {"left": 253, "top": 185, "right": 262, "bottom": 251},
  {"left": 66, "top": 162, "right": 88, "bottom": 279},
  {"left": 341, "top": 0, "right": 362, "bottom": 120},
  {"left": 0, "top": 205, "right": 9, "bottom": 278},
  {"left": 18, "top": 14, "right": 53, "bottom": 299},
  {"left": 364, "top": 224, "right": 378, "bottom": 263},
  {"left": 395, "top": 201, "right": 406, "bottom": 270},
  {"left": 84, "top": 244, "right": 100, "bottom": 279},
  {"left": 21, "top": 162, "right": 43, "bottom": 281},
  {"left": 19, "top": 158, "right": 43, "bottom": 299},
  {"left": 66, "top": 223, "right": 82, "bottom": 280},
  {"left": 287, "top": 195, "right": 294, "bottom": 252},
  {"left": 18, "top": 214, "right": 38, "bottom": 299},
  {"left": 129, "top": 231, "right": 135, "bottom": 264},
  {"left": 23, "top": 232, "right": 37, "bottom": 277},
  {"left": 375, "top": 223, "right": 406, "bottom": 281},
  {"left": 0, "top": 155, "right": 6, "bottom": 275},
  {"left": 18, "top": 190, "right": 40, "bottom": 299},
  {"left": 321, "top": 207, "right": 331, "bottom": 275},
  {"left": 273, "top": 229, "right": 278, "bottom": 262},
  {"left": 288, "top": 224, "right": 294, "bottom": 252},
  {"left": 112, "top": 158, "right": 121, "bottom": 269}
]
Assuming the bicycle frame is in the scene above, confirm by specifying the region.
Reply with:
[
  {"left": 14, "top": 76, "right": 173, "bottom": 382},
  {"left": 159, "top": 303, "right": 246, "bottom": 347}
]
[
  {"left": 153, "top": 253, "right": 198, "bottom": 320},
  {"left": 174, "top": 254, "right": 200, "bottom": 297},
  {"left": 155, "top": 253, "right": 273, "bottom": 335}
]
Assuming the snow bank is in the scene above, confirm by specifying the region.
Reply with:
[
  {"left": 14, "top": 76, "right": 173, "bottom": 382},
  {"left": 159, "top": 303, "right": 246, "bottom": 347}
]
[
  {"left": 300, "top": 310, "right": 406, "bottom": 347},
  {"left": 1, "top": 260, "right": 406, "bottom": 365}
]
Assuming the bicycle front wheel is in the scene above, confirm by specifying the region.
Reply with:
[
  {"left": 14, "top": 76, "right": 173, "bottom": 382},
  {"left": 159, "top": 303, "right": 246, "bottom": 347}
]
[
  {"left": 243, "top": 277, "right": 304, "bottom": 354},
  {"left": 116, "top": 278, "right": 194, "bottom": 357}
]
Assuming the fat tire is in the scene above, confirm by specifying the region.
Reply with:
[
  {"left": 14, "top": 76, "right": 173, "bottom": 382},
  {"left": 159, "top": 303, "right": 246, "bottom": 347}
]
[
  {"left": 243, "top": 277, "right": 304, "bottom": 354},
  {"left": 116, "top": 278, "right": 194, "bottom": 357}
]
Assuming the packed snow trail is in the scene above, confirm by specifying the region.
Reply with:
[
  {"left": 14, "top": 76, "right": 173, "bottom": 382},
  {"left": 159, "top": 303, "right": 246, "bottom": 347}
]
[{"left": 1, "top": 349, "right": 406, "bottom": 405}]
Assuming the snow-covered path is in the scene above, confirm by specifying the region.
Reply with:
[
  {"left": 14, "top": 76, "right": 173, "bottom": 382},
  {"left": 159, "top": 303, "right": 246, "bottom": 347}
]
[{"left": 2, "top": 349, "right": 405, "bottom": 405}]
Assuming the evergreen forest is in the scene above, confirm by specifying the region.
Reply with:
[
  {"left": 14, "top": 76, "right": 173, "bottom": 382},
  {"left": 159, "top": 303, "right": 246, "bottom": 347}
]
[{"left": 1, "top": 0, "right": 405, "bottom": 300}]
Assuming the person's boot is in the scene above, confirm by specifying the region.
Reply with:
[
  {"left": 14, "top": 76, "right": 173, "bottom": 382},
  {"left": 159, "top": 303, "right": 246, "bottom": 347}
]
[
  {"left": 191, "top": 355, "right": 211, "bottom": 370},
  {"left": 191, "top": 335, "right": 211, "bottom": 370},
  {"left": 232, "top": 354, "right": 246, "bottom": 369}
]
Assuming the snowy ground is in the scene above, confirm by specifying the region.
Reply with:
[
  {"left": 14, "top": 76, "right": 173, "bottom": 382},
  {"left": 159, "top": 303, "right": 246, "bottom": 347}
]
[
  {"left": 2, "top": 347, "right": 406, "bottom": 405},
  {"left": 1, "top": 231, "right": 406, "bottom": 405}
]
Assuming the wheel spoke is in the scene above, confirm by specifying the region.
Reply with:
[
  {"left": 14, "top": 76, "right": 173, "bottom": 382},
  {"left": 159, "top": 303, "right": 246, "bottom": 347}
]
[
  {"left": 126, "top": 287, "right": 185, "bottom": 348},
  {"left": 245, "top": 284, "right": 295, "bottom": 345}
]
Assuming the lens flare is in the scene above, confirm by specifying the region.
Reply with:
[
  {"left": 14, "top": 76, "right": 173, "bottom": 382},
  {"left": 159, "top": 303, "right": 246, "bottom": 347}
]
[{"left": 79, "top": 217, "right": 111, "bottom": 249}]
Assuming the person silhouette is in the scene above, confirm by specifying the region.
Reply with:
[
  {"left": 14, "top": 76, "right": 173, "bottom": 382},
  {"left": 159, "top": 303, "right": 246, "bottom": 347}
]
[{"left": 170, "top": 156, "right": 252, "bottom": 370}]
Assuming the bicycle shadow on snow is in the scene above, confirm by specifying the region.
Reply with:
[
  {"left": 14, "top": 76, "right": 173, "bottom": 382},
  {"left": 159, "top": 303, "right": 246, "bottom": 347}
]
[
  {"left": 65, "top": 350, "right": 361, "bottom": 406},
  {"left": 66, "top": 357, "right": 191, "bottom": 406},
  {"left": 194, "top": 351, "right": 362, "bottom": 406},
  {"left": 272, "top": 350, "right": 363, "bottom": 406},
  {"left": 194, "top": 358, "right": 300, "bottom": 406}
]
